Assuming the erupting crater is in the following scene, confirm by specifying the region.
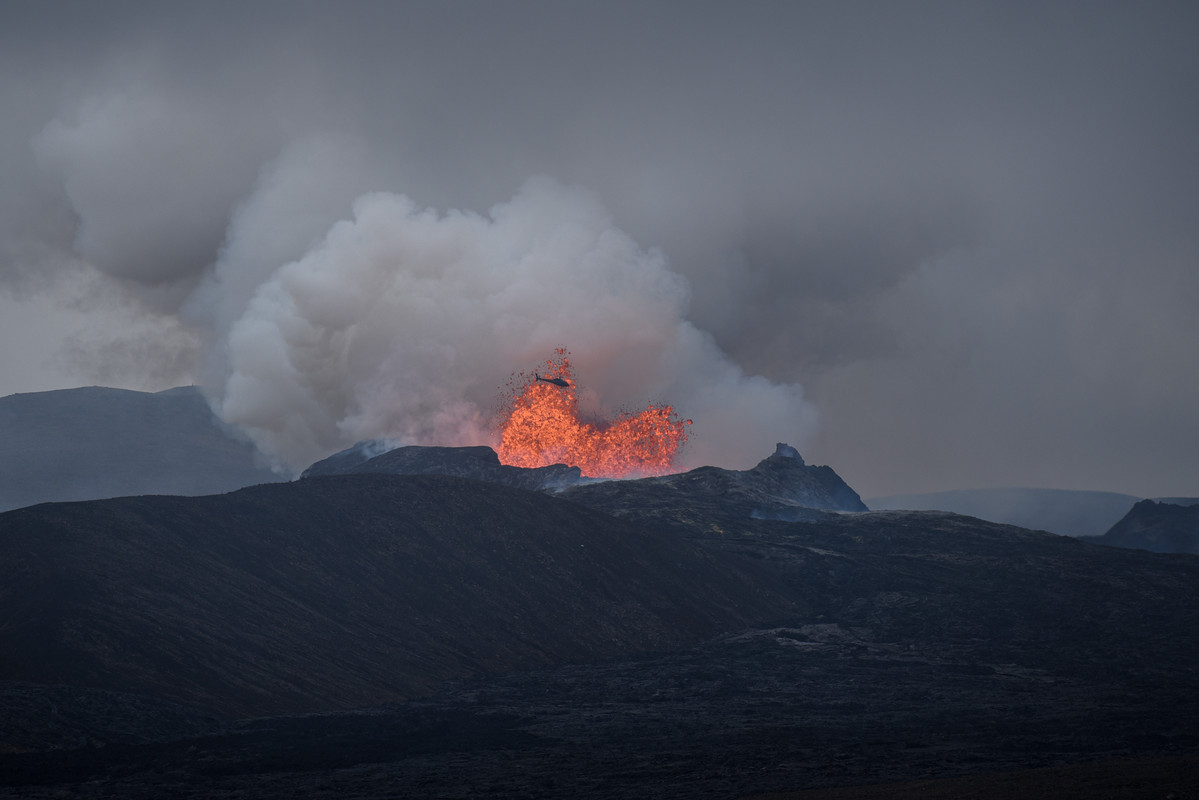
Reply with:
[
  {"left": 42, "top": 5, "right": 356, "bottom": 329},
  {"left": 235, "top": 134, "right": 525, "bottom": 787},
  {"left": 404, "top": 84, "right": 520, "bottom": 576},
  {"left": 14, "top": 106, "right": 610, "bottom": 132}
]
[{"left": 496, "top": 349, "right": 691, "bottom": 479}]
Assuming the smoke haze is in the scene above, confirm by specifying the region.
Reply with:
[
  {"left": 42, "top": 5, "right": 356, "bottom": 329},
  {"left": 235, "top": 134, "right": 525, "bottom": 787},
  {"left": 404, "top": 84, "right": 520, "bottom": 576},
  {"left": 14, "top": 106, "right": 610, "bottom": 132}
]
[
  {"left": 204, "top": 172, "right": 811, "bottom": 470},
  {"left": 1, "top": 1, "right": 1196, "bottom": 494}
]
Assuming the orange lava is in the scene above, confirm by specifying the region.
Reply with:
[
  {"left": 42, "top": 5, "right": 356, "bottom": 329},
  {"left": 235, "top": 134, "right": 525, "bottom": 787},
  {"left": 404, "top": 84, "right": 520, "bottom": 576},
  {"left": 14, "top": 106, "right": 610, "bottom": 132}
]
[{"left": 496, "top": 349, "right": 691, "bottom": 478}]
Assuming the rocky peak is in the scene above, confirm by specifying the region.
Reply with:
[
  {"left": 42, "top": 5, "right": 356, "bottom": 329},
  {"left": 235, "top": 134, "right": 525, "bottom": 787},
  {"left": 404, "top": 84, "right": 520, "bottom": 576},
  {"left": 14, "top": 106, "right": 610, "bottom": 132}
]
[
  {"left": 742, "top": 443, "right": 865, "bottom": 513},
  {"left": 771, "top": 442, "right": 805, "bottom": 464},
  {"left": 1084, "top": 499, "right": 1199, "bottom": 555}
]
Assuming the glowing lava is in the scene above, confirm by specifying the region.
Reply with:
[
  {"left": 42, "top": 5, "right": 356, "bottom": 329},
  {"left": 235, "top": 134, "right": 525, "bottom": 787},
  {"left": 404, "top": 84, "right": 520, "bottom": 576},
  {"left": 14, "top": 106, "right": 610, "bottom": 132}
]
[{"left": 496, "top": 349, "right": 691, "bottom": 478}]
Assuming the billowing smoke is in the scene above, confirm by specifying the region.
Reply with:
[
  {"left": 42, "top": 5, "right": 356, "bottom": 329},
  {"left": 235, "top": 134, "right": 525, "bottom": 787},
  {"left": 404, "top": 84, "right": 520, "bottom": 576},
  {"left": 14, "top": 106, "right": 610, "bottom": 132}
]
[
  {"left": 5, "top": 2, "right": 1198, "bottom": 497},
  {"left": 15, "top": 76, "right": 817, "bottom": 474},
  {"left": 198, "top": 171, "right": 815, "bottom": 473}
]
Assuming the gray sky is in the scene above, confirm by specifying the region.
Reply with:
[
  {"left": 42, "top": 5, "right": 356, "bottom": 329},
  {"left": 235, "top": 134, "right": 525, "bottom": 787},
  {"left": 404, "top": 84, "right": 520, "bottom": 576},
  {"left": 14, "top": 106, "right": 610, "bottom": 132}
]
[{"left": 2, "top": 1, "right": 1197, "bottom": 496}]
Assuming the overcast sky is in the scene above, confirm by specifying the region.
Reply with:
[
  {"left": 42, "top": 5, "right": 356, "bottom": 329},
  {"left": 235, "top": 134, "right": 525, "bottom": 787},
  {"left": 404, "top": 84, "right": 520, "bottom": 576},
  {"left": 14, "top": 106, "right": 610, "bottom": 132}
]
[{"left": 2, "top": 1, "right": 1196, "bottom": 497}]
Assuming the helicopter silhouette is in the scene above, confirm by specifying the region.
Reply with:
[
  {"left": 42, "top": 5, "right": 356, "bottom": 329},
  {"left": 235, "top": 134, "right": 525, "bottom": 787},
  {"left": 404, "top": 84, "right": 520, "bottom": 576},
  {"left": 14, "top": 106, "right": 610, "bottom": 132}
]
[{"left": 534, "top": 372, "right": 570, "bottom": 388}]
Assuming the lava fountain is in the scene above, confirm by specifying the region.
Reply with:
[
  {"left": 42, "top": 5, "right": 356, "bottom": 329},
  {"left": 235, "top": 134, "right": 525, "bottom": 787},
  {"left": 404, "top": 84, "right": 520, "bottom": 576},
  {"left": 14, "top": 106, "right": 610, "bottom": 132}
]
[{"left": 496, "top": 349, "right": 691, "bottom": 478}]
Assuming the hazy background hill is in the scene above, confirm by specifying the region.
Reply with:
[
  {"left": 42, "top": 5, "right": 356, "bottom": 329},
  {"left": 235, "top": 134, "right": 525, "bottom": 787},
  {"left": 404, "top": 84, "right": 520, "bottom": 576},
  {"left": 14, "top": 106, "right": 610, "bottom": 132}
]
[
  {"left": 1081, "top": 500, "right": 1199, "bottom": 555},
  {"left": 0, "top": 386, "right": 280, "bottom": 512},
  {"left": 867, "top": 487, "right": 1144, "bottom": 538}
]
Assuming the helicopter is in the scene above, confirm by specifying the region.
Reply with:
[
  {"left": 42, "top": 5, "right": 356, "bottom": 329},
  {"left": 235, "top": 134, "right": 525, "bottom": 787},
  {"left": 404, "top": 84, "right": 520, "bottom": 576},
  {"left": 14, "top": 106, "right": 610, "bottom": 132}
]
[{"left": 534, "top": 372, "right": 570, "bottom": 388}]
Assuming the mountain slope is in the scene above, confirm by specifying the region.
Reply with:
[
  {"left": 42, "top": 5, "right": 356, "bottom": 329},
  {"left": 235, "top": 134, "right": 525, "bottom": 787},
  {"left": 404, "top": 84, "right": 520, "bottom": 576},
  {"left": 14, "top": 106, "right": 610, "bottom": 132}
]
[
  {"left": 5, "top": 464, "right": 1195, "bottom": 720},
  {"left": 0, "top": 474, "right": 798, "bottom": 717},
  {"left": 0, "top": 386, "right": 280, "bottom": 512},
  {"left": 3, "top": 456, "right": 1199, "bottom": 797},
  {"left": 4, "top": 498, "right": 1199, "bottom": 797},
  {"left": 1082, "top": 499, "right": 1199, "bottom": 554}
]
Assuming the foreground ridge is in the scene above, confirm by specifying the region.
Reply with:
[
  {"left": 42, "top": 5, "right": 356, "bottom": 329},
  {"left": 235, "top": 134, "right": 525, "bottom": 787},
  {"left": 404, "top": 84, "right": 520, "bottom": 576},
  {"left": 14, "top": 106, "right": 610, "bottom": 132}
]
[{"left": 2, "top": 445, "right": 1197, "bottom": 798}]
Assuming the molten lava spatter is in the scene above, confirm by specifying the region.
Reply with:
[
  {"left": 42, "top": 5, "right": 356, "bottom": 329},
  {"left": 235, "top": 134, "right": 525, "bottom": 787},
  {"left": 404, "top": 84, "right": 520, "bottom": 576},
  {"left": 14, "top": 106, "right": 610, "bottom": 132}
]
[{"left": 496, "top": 349, "right": 690, "bottom": 478}]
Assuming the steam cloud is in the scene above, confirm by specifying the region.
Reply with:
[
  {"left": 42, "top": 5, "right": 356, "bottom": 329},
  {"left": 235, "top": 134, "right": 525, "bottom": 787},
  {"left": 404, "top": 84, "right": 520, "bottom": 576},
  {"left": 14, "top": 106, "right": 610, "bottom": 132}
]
[
  {"left": 18, "top": 78, "right": 819, "bottom": 474},
  {"left": 4, "top": 2, "right": 1198, "bottom": 496},
  {"left": 195, "top": 164, "right": 813, "bottom": 473}
]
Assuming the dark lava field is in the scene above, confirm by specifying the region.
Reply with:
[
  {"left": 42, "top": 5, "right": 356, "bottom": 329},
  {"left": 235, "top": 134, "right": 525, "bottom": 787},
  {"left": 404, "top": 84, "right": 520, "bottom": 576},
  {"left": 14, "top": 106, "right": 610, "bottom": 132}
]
[{"left": 2, "top": 446, "right": 1197, "bottom": 798}]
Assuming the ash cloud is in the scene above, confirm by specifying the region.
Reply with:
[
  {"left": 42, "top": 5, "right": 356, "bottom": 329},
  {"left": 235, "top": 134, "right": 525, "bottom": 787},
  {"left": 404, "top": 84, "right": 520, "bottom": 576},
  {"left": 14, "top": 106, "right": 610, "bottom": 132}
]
[
  {"left": 1, "top": 2, "right": 1197, "bottom": 494},
  {"left": 205, "top": 173, "right": 813, "bottom": 471}
]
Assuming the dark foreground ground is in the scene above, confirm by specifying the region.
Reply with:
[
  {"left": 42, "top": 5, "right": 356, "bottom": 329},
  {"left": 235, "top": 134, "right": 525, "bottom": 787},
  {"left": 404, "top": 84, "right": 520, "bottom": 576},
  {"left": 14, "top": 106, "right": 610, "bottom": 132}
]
[
  {"left": 3, "top": 463, "right": 1197, "bottom": 798},
  {"left": 3, "top": 625, "right": 1196, "bottom": 799},
  {"left": 751, "top": 752, "right": 1199, "bottom": 800}
]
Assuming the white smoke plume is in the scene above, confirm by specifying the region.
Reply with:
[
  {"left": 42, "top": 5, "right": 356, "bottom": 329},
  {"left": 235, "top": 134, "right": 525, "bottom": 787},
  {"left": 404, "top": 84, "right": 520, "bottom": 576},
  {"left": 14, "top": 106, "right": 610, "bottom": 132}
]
[
  {"left": 14, "top": 4, "right": 1193, "bottom": 497},
  {"left": 201, "top": 171, "right": 816, "bottom": 474}
]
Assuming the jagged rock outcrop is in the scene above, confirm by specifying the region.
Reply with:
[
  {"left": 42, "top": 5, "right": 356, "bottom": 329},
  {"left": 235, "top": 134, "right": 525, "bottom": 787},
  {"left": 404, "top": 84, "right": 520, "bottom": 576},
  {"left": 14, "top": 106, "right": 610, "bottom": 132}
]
[
  {"left": 558, "top": 442, "right": 866, "bottom": 526},
  {"left": 743, "top": 442, "right": 867, "bottom": 512}
]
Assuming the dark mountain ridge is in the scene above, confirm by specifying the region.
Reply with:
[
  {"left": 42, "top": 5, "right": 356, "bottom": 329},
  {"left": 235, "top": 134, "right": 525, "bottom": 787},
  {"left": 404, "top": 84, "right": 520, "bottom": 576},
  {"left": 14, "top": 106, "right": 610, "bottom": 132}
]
[
  {"left": 558, "top": 443, "right": 866, "bottom": 527},
  {"left": 302, "top": 441, "right": 582, "bottom": 490},
  {"left": 299, "top": 441, "right": 866, "bottom": 515},
  {"left": 0, "top": 473, "right": 799, "bottom": 718}
]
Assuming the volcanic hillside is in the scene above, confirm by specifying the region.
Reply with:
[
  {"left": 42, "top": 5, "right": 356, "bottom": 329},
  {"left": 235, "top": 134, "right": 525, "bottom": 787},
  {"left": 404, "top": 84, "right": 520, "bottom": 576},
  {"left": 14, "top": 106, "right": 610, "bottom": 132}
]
[
  {"left": 0, "top": 473, "right": 798, "bottom": 717},
  {"left": 311, "top": 440, "right": 867, "bottom": 516},
  {"left": 2, "top": 445, "right": 1198, "bottom": 798},
  {"left": 302, "top": 442, "right": 582, "bottom": 490}
]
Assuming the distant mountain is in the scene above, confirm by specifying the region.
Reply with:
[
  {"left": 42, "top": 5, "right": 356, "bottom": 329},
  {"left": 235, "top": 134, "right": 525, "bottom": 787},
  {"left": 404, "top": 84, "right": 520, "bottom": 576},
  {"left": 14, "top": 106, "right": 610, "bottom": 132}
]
[
  {"left": 0, "top": 386, "right": 280, "bottom": 512},
  {"left": 1081, "top": 499, "right": 1199, "bottom": 554},
  {"left": 866, "top": 487, "right": 1141, "bottom": 537},
  {"left": 302, "top": 441, "right": 582, "bottom": 490}
]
